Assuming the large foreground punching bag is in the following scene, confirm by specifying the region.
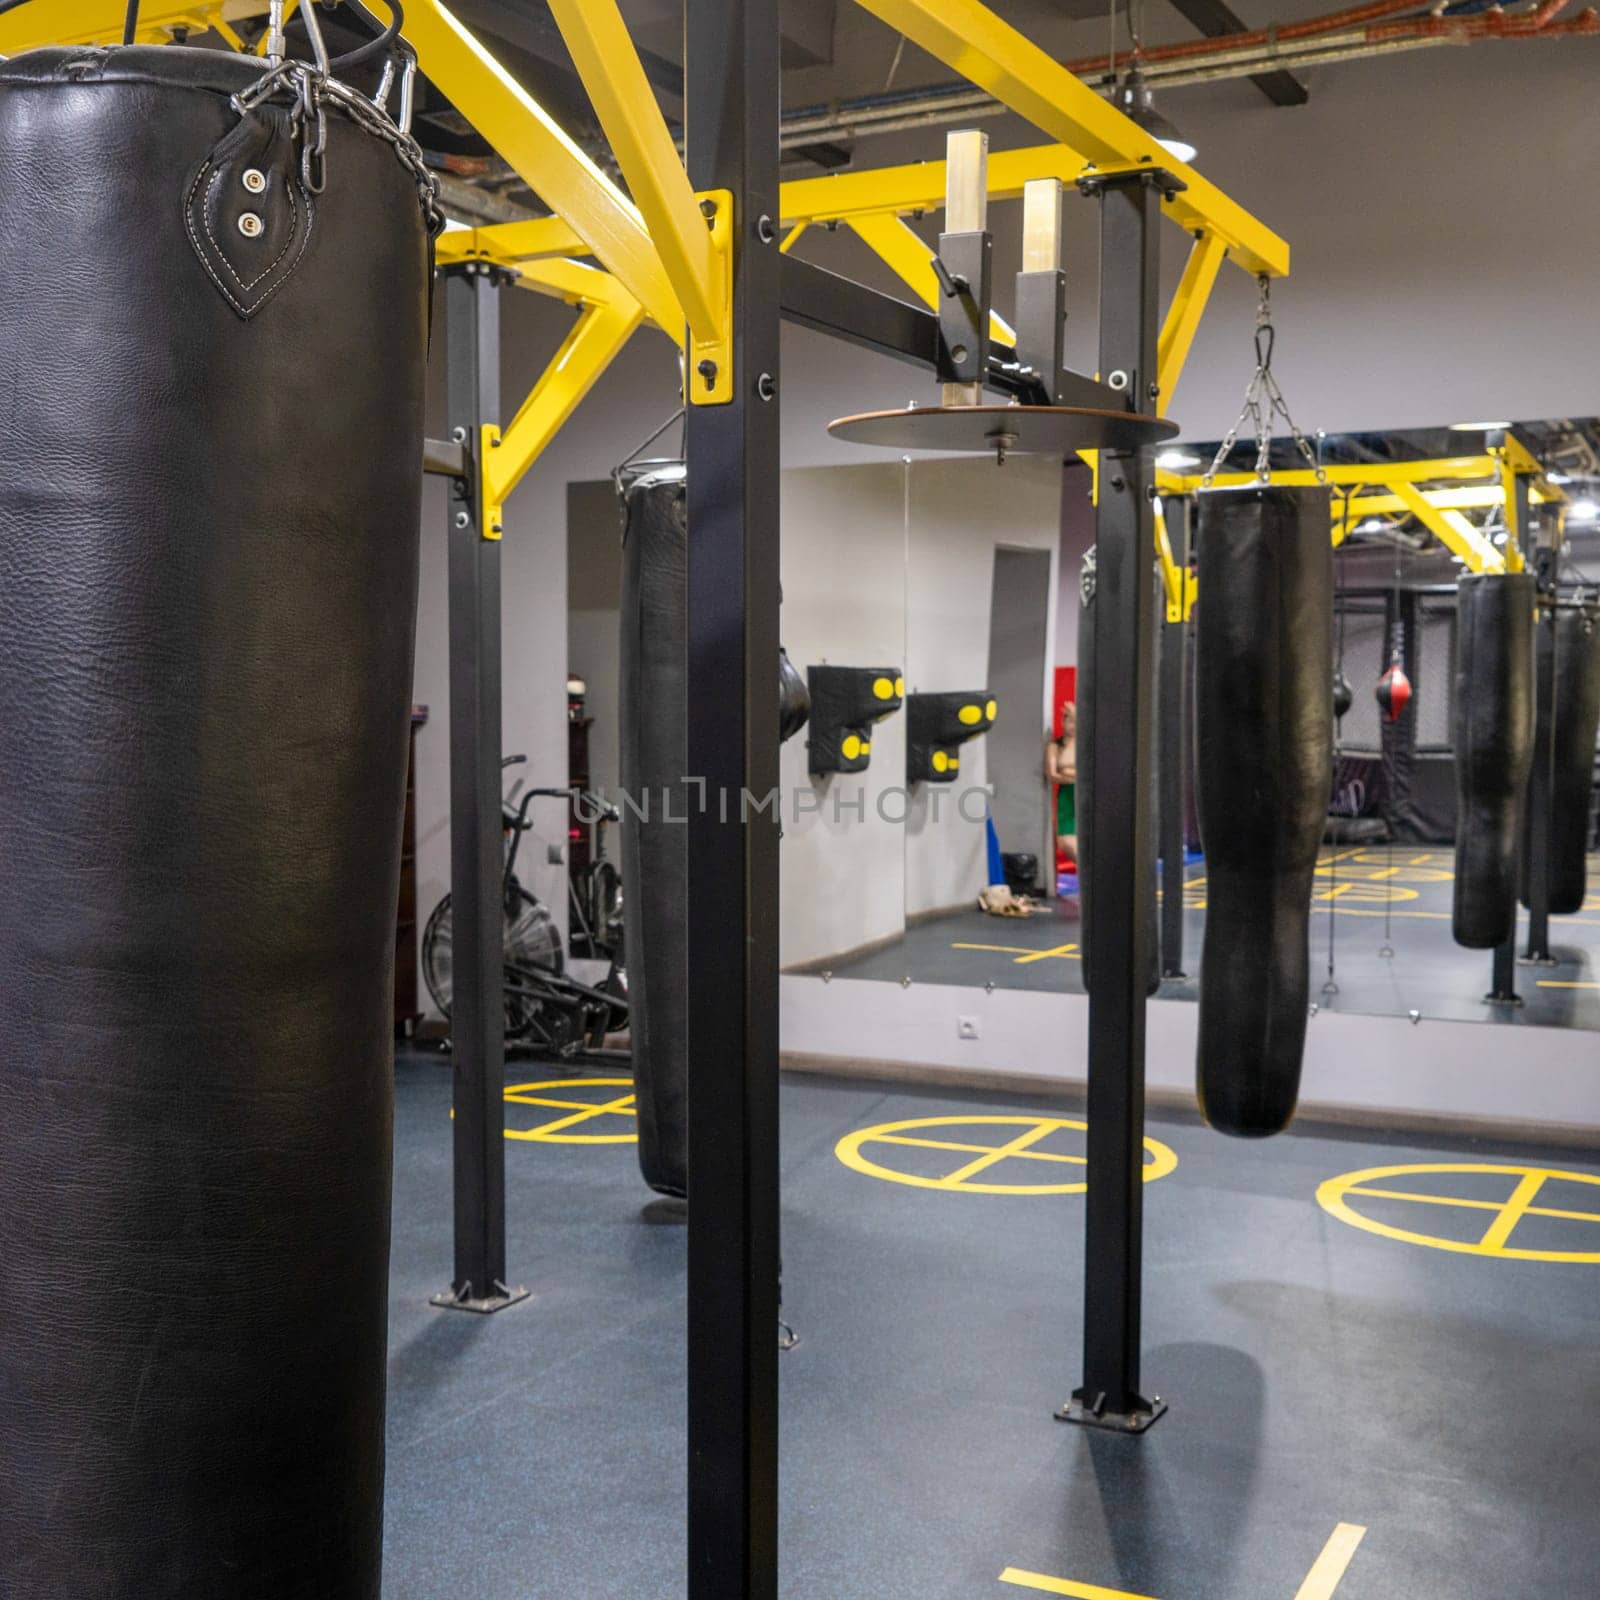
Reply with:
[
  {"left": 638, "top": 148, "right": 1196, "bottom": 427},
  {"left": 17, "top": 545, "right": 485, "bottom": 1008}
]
[
  {"left": 1523, "top": 604, "right": 1600, "bottom": 915},
  {"left": 1194, "top": 487, "right": 1332, "bottom": 1137},
  {"left": 1452, "top": 573, "right": 1535, "bottom": 946},
  {"left": 619, "top": 466, "right": 692, "bottom": 1197},
  {"left": 0, "top": 47, "right": 432, "bottom": 1599}
]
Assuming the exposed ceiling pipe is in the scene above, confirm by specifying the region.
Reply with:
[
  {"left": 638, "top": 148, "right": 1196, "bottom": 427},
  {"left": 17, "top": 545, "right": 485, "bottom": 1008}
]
[{"left": 777, "top": 0, "right": 1597, "bottom": 149}]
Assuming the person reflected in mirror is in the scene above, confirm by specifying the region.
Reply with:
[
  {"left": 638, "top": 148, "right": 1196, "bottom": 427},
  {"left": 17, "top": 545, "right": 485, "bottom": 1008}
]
[{"left": 1047, "top": 701, "right": 1077, "bottom": 866}]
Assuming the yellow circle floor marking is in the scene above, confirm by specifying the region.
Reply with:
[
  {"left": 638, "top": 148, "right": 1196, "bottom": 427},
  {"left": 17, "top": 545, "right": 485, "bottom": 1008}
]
[
  {"left": 502, "top": 1077, "right": 637, "bottom": 1144},
  {"left": 1317, "top": 1163, "right": 1600, "bottom": 1261},
  {"left": 836, "top": 1114, "right": 1176, "bottom": 1196}
]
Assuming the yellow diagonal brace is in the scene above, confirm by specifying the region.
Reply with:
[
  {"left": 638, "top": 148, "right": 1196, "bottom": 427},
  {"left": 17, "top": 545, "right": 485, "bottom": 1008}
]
[
  {"left": 848, "top": 0, "right": 1288, "bottom": 277},
  {"left": 846, "top": 213, "right": 1016, "bottom": 347},
  {"left": 406, "top": 0, "right": 681, "bottom": 338},
  {"left": 1394, "top": 483, "right": 1503, "bottom": 575},
  {"left": 1156, "top": 230, "right": 1227, "bottom": 417},
  {"left": 479, "top": 288, "right": 645, "bottom": 539},
  {"left": 543, "top": 0, "right": 721, "bottom": 351}
]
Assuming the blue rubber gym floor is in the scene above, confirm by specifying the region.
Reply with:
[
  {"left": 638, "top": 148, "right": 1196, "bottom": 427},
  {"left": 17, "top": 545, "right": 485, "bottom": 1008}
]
[
  {"left": 814, "top": 848, "right": 1600, "bottom": 1030},
  {"left": 383, "top": 1048, "right": 1600, "bottom": 1599}
]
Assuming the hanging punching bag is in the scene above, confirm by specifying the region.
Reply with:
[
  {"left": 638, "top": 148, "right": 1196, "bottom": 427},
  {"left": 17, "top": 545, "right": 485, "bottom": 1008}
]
[
  {"left": 620, "top": 465, "right": 692, "bottom": 1199},
  {"left": 0, "top": 44, "right": 434, "bottom": 1600},
  {"left": 620, "top": 467, "right": 806, "bottom": 1199},
  {"left": 1525, "top": 603, "right": 1600, "bottom": 915},
  {"left": 1452, "top": 573, "right": 1535, "bottom": 947},
  {"left": 1193, "top": 487, "right": 1332, "bottom": 1138},
  {"left": 1076, "top": 550, "right": 1160, "bottom": 997}
]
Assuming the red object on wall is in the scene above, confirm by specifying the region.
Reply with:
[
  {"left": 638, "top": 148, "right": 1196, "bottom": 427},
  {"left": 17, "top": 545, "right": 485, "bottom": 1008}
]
[
  {"left": 1053, "top": 665, "right": 1077, "bottom": 737},
  {"left": 1375, "top": 661, "right": 1412, "bottom": 723}
]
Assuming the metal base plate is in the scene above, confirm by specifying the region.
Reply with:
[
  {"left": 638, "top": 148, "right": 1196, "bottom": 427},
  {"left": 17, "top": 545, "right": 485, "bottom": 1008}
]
[
  {"left": 828, "top": 403, "right": 1177, "bottom": 459},
  {"left": 1517, "top": 954, "right": 1559, "bottom": 968},
  {"left": 429, "top": 1282, "right": 531, "bottom": 1315},
  {"left": 1055, "top": 1391, "right": 1169, "bottom": 1434},
  {"left": 1483, "top": 992, "right": 1525, "bottom": 1008}
]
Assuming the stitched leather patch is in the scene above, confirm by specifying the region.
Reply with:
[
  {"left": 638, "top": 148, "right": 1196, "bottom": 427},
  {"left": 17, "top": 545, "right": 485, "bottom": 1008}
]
[{"left": 185, "top": 105, "right": 313, "bottom": 319}]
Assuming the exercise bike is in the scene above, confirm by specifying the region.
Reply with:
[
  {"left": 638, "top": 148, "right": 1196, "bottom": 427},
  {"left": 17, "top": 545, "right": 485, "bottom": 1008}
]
[{"left": 421, "top": 756, "right": 628, "bottom": 1060}]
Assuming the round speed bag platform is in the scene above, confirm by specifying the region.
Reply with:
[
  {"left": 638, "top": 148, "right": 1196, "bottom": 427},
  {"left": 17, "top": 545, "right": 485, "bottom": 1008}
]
[
  {"left": 1193, "top": 486, "right": 1332, "bottom": 1138},
  {"left": 0, "top": 48, "right": 431, "bottom": 1600}
]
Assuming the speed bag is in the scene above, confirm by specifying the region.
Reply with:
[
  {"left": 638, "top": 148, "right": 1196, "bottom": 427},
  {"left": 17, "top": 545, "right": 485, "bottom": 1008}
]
[
  {"left": 1193, "top": 487, "right": 1332, "bottom": 1138},
  {"left": 1453, "top": 573, "right": 1535, "bottom": 946},
  {"left": 619, "top": 466, "right": 692, "bottom": 1198},
  {"left": 0, "top": 48, "right": 430, "bottom": 1600},
  {"left": 1075, "top": 551, "right": 1161, "bottom": 997},
  {"left": 1523, "top": 605, "right": 1600, "bottom": 916}
]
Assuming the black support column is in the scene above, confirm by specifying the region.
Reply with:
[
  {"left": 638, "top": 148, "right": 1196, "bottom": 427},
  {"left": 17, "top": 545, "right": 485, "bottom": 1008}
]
[
  {"left": 1062, "top": 172, "right": 1166, "bottom": 1433},
  {"left": 1159, "top": 495, "right": 1191, "bottom": 979},
  {"left": 684, "top": 0, "right": 783, "bottom": 1593},
  {"left": 432, "top": 265, "right": 527, "bottom": 1316},
  {"left": 1523, "top": 520, "right": 1558, "bottom": 965}
]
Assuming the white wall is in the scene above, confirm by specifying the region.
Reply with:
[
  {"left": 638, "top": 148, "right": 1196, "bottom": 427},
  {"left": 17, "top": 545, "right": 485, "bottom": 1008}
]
[{"left": 779, "top": 463, "right": 910, "bottom": 969}]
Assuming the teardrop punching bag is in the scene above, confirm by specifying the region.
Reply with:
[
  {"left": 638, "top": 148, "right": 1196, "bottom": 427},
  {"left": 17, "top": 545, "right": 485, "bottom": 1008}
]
[
  {"left": 620, "top": 468, "right": 808, "bottom": 1198},
  {"left": 0, "top": 47, "right": 432, "bottom": 1600},
  {"left": 1522, "top": 603, "right": 1600, "bottom": 915},
  {"left": 1452, "top": 573, "right": 1535, "bottom": 947},
  {"left": 1194, "top": 487, "right": 1332, "bottom": 1138}
]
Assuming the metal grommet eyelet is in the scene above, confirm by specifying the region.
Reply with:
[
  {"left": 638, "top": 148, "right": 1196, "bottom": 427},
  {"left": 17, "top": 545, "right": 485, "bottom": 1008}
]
[
  {"left": 237, "top": 212, "right": 264, "bottom": 239},
  {"left": 241, "top": 168, "right": 267, "bottom": 194}
]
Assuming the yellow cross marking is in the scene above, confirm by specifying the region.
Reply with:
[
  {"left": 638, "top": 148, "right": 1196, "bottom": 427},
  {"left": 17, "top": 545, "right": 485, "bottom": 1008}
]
[
  {"left": 951, "top": 941, "right": 1081, "bottom": 963},
  {"left": 1538, "top": 980, "right": 1600, "bottom": 989},
  {"left": 498, "top": 1078, "right": 639, "bottom": 1145},
  {"left": 1000, "top": 1523, "right": 1366, "bottom": 1600},
  {"left": 1319, "top": 1163, "right": 1600, "bottom": 1261},
  {"left": 867, "top": 1132, "right": 1086, "bottom": 1166},
  {"left": 835, "top": 1114, "right": 1175, "bottom": 1196}
]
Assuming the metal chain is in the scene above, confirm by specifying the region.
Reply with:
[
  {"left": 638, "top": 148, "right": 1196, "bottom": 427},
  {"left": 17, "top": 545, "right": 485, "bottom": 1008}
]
[
  {"left": 1202, "top": 275, "right": 1326, "bottom": 489},
  {"left": 232, "top": 53, "right": 444, "bottom": 238}
]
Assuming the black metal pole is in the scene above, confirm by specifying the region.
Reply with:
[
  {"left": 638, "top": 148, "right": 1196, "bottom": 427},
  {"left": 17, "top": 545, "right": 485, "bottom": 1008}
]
[
  {"left": 431, "top": 264, "right": 527, "bottom": 1315},
  {"left": 1062, "top": 170, "right": 1165, "bottom": 1434},
  {"left": 1158, "top": 495, "right": 1190, "bottom": 979},
  {"left": 684, "top": 0, "right": 782, "bottom": 1591},
  {"left": 1523, "top": 535, "right": 1556, "bottom": 964}
]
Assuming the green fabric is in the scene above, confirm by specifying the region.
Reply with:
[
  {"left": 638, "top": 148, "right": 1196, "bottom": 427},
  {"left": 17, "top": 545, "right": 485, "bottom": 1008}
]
[{"left": 1057, "top": 781, "right": 1076, "bottom": 836}]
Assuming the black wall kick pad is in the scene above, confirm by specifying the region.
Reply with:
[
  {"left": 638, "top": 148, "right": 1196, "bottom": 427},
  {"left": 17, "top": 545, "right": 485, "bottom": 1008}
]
[
  {"left": 807, "top": 665, "right": 903, "bottom": 775},
  {"left": 907, "top": 690, "right": 997, "bottom": 784}
]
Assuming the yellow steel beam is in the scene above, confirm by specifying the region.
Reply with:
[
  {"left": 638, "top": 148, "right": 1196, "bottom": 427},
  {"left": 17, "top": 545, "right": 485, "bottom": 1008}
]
[
  {"left": 847, "top": 0, "right": 1288, "bottom": 276},
  {"left": 0, "top": 0, "right": 240, "bottom": 46},
  {"left": 406, "top": 0, "right": 682, "bottom": 338},
  {"left": 1160, "top": 456, "right": 1504, "bottom": 496},
  {"left": 543, "top": 0, "right": 727, "bottom": 389},
  {"left": 1156, "top": 230, "right": 1227, "bottom": 418},
  {"left": 847, "top": 212, "right": 1016, "bottom": 347},
  {"left": 480, "top": 286, "right": 645, "bottom": 538},
  {"left": 436, "top": 217, "right": 588, "bottom": 269},
  {"left": 1393, "top": 483, "right": 1503, "bottom": 574}
]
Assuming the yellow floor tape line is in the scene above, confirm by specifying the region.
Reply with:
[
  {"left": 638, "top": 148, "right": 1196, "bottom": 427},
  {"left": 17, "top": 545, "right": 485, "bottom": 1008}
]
[
  {"left": 1292, "top": 1524, "right": 1367, "bottom": 1600},
  {"left": 999, "top": 1571, "right": 1158, "bottom": 1600}
]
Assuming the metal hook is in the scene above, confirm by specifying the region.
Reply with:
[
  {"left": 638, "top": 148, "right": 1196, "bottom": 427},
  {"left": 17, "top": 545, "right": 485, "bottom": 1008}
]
[
  {"left": 298, "top": 0, "right": 332, "bottom": 78},
  {"left": 397, "top": 50, "right": 419, "bottom": 137}
]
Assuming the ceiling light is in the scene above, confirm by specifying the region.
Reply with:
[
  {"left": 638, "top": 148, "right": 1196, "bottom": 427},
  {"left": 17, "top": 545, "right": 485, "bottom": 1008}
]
[
  {"left": 1156, "top": 449, "right": 1201, "bottom": 470},
  {"left": 1570, "top": 498, "right": 1598, "bottom": 523},
  {"left": 1117, "top": 70, "right": 1196, "bottom": 165},
  {"left": 1448, "top": 420, "right": 1512, "bottom": 432},
  {"left": 1547, "top": 472, "right": 1572, "bottom": 485},
  {"left": 1357, "top": 518, "right": 1387, "bottom": 533}
]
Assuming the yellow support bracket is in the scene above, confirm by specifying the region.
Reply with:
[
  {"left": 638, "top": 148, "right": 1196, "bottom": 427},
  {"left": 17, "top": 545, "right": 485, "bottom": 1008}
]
[
  {"left": 437, "top": 217, "right": 587, "bottom": 271},
  {"left": 478, "top": 283, "right": 646, "bottom": 539},
  {"left": 543, "top": 0, "right": 731, "bottom": 403},
  {"left": 846, "top": 213, "right": 1016, "bottom": 348},
  {"left": 1393, "top": 483, "right": 1504, "bottom": 575},
  {"left": 1156, "top": 231, "right": 1227, "bottom": 417},
  {"left": 1154, "top": 503, "right": 1193, "bottom": 622},
  {"left": 846, "top": 0, "right": 1288, "bottom": 277},
  {"left": 406, "top": 0, "right": 682, "bottom": 339},
  {"left": 0, "top": 0, "right": 235, "bottom": 46}
]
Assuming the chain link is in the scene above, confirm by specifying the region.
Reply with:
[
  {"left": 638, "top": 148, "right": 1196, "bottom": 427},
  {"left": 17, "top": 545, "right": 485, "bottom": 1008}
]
[
  {"left": 232, "top": 55, "right": 444, "bottom": 238},
  {"left": 1201, "top": 275, "right": 1325, "bottom": 490}
]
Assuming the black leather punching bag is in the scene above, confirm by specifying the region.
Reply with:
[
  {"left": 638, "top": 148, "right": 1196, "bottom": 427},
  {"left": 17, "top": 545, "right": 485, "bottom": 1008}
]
[
  {"left": 0, "top": 47, "right": 432, "bottom": 1600},
  {"left": 1193, "top": 487, "right": 1332, "bottom": 1137},
  {"left": 620, "top": 466, "right": 692, "bottom": 1198},
  {"left": 1527, "top": 604, "right": 1600, "bottom": 915},
  {"left": 1076, "top": 550, "right": 1160, "bottom": 996},
  {"left": 1452, "top": 573, "right": 1535, "bottom": 946}
]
